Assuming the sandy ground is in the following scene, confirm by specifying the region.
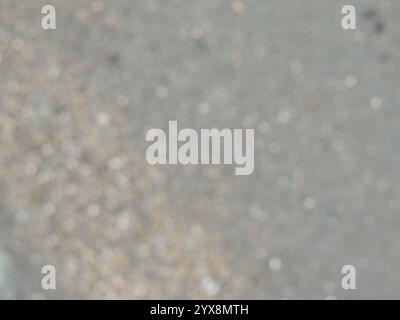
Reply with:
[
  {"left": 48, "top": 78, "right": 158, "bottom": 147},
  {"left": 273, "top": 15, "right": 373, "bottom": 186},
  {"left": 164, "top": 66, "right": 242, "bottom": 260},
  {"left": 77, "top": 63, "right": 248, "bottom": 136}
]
[{"left": 0, "top": 0, "right": 400, "bottom": 299}]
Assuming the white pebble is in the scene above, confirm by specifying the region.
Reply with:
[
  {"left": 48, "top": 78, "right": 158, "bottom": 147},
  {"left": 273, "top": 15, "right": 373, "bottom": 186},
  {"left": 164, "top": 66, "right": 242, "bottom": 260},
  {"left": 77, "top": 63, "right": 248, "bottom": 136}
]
[
  {"left": 344, "top": 74, "right": 358, "bottom": 88},
  {"left": 371, "top": 96, "right": 383, "bottom": 110},
  {"left": 269, "top": 257, "right": 282, "bottom": 271},
  {"left": 97, "top": 112, "right": 110, "bottom": 126},
  {"left": 200, "top": 276, "right": 220, "bottom": 296}
]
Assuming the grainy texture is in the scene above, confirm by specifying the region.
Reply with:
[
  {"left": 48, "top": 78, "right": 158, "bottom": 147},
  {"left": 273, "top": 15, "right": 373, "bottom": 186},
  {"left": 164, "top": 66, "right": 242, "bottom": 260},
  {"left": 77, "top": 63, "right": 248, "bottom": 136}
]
[{"left": 0, "top": 0, "right": 400, "bottom": 299}]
